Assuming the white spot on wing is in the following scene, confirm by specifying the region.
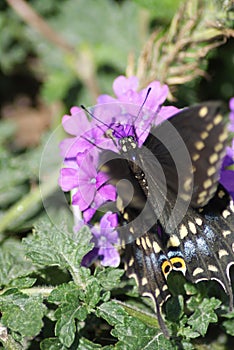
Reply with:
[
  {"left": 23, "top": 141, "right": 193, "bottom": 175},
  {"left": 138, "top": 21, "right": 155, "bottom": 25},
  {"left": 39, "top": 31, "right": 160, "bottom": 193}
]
[
  {"left": 193, "top": 267, "right": 204, "bottom": 276},
  {"left": 208, "top": 265, "right": 218, "bottom": 272},
  {"left": 188, "top": 221, "right": 197, "bottom": 234}
]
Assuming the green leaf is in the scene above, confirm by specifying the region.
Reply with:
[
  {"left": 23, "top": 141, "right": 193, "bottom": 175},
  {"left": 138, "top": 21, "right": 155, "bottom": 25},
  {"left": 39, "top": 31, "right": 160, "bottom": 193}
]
[
  {"left": 95, "top": 267, "right": 124, "bottom": 290},
  {"left": 187, "top": 297, "right": 221, "bottom": 336},
  {"left": 177, "top": 324, "right": 200, "bottom": 340},
  {"left": 23, "top": 219, "right": 93, "bottom": 284},
  {"left": 48, "top": 282, "right": 80, "bottom": 304},
  {"left": 49, "top": 283, "right": 88, "bottom": 347},
  {"left": 113, "top": 318, "right": 173, "bottom": 350},
  {"left": 77, "top": 337, "right": 103, "bottom": 349},
  {"left": 0, "top": 290, "right": 46, "bottom": 338},
  {"left": 97, "top": 302, "right": 174, "bottom": 350},
  {"left": 55, "top": 303, "right": 88, "bottom": 347},
  {"left": 97, "top": 301, "right": 128, "bottom": 326},
  {"left": 222, "top": 315, "right": 234, "bottom": 336},
  {"left": 40, "top": 338, "right": 67, "bottom": 350},
  {"left": 116, "top": 301, "right": 160, "bottom": 329},
  {"left": 0, "top": 239, "right": 35, "bottom": 287},
  {"left": 180, "top": 340, "right": 195, "bottom": 350},
  {"left": 9, "top": 277, "right": 37, "bottom": 289},
  {"left": 82, "top": 278, "right": 102, "bottom": 310}
]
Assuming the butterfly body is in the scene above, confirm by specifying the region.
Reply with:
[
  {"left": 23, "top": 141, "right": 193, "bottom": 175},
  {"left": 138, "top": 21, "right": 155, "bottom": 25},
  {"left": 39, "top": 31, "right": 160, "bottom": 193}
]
[{"left": 100, "top": 102, "right": 234, "bottom": 334}]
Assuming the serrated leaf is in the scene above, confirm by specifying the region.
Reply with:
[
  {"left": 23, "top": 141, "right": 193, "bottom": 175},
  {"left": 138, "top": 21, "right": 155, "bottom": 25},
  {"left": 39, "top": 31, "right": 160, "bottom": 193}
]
[
  {"left": 49, "top": 283, "right": 88, "bottom": 347},
  {"left": 23, "top": 220, "right": 93, "bottom": 281},
  {"left": 0, "top": 239, "right": 35, "bottom": 287},
  {"left": 83, "top": 278, "right": 101, "bottom": 310},
  {"left": 97, "top": 302, "right": 173, "bottom": 350},
  {"left": 55, "top": 302, "right": 87, "bottom": 347},
  {"left": 95, "top": 267, "right": 124, "bottom": 290},
  {"left": 177, "top": 324, "right": 200, "bottom": 340},
  {"left": 187, "top": 297, "right": 221, "bottom": 336},
  {"left": 113, "top": 318, "right": 173, "bottom": 350},
  {"left": 48, "top": 282, "right": 80, "bottom": 304},
  {"left": 97, "top": 301, "right": 128, "bottom": 326},
  {"left": 0, "top": 290, "right": 46, "bottom": 338}
]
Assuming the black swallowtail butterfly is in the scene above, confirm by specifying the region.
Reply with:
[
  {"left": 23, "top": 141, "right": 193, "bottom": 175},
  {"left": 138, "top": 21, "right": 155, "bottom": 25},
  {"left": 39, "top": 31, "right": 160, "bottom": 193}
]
[{"left": 100, "top": 102, "right": 234, "bottom": 335}]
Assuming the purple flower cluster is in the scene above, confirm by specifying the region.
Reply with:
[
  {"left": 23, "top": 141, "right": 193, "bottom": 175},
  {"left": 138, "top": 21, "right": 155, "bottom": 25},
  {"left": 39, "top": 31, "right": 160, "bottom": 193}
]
[
  {"left": 59, "top": 75, "right": 234, "bottom": 267},
  {"left": 59, "top": 76, "right": 177, "bottom": 266}
]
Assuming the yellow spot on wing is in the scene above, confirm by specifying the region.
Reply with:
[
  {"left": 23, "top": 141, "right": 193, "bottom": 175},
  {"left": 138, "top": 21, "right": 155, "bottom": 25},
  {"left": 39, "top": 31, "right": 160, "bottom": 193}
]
[
  {"left": 203, "top": 178, "right": 212, "bottom": 189},
  {"left": 192, "top": 153, "right": 200, "bottom": 161},
  {"left": 195, "top": 140, "right": 205, "bottom": 150},
  {"left": 188, "top": 221, "right": 197, "bottom": 234},
  {"left": 207, "top": 166, "right": 216, "bottom": 176},
  {"left": 214, "top": 143, "right": 223, "bottom": 152},
  {"left": 199, "top": 106, "right": 208, "bottom": 117},
  {"left": 153, "top": 241, "right": 161, "bottom": 254},
  {"left": 200, "top": 131, "right": 209, "bottom": 139},
  {"left": 179, "top": 224, "right": 188, "bottom": 239},
  {"left": 167, "top": 235, "right": 180, "bottom": 248},
  {"left": 206, "top": 123, "right": 213, "bottom": 131},
  {"left": 209, "top": 153, "right": 218, "bottom": 164},
  {"left": 213, "top": 114, "right": 222, "bottom": 125}
]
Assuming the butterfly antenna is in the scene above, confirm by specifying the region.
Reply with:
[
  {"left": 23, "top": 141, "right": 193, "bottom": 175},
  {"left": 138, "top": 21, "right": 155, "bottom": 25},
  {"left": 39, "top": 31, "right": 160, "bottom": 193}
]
[
  {"left": 80, "top": 104, "right": 123, "bottom": 139},
  {"left": 135, "top": 87, "right": 152, "bottom": 121},
  {"left": 80, "top": 135, "right": 106, "bottom": 151},
  {"left": 129, "top": 87, "right": 152, "bottom": 139}
]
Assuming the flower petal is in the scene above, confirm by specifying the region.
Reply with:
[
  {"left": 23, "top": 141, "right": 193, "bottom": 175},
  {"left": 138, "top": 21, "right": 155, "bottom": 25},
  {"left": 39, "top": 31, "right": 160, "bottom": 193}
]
[
  {"left": 113, "top": 75, "right": 138, "bottom": 97},
  {"left": 59, "top": 168, "right": 79, "bottom": 191},
  {"left": 99, "top": 245, "right": 120, "bottom": 267}
]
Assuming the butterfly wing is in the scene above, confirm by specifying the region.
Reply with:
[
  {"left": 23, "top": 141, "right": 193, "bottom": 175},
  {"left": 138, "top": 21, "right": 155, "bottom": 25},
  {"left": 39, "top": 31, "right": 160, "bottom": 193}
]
[
  {"left": 143, "top": 102, "right": 228, "bottom": 209},
  {"left": 98, "top": 101, "right": 233, "bottom": 334}
]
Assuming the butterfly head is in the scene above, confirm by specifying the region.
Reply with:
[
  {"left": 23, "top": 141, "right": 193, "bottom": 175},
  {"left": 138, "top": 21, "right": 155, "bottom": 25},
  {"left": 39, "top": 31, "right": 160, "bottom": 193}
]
[{"left": 109, "top": 123, "right": 139, "bottom": 160}]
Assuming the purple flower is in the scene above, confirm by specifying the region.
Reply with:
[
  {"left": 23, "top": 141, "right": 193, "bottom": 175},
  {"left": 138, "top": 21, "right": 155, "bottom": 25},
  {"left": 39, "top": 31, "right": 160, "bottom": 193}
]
[
  {"left": 59, "top": 150, "right": 116, "bottom": 222},
  {"left": 220, "top": 99, "right": 234, "bottom": 198},
  {"left": 97, "top": 75, "right": 177, "bottom": 117},
  {"left": 58, "top": 75, "right": 180, "bottom": 267},
  {"left": 81, "top": 212, "right": 120, "bottom": 267},
  {"left": 60, "top": 111, "right": 115, "bottom": 161},
  {"left": 229, "top": 97, "right": 234, "bottom": 132},
  {"left": 220, "top": 139, "right": 234, "bottom": 199},
  {"left": 96, "top": 75, "right": 179, "bottom": 146}
]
